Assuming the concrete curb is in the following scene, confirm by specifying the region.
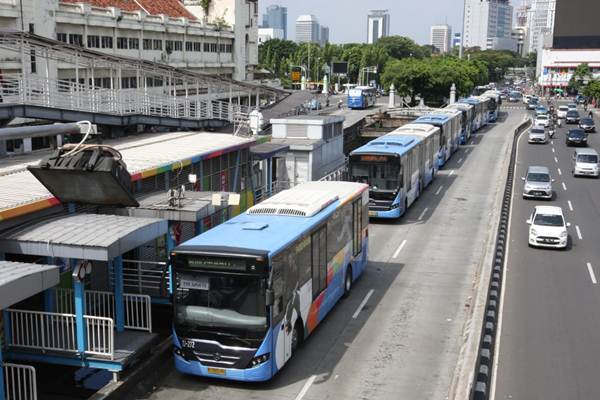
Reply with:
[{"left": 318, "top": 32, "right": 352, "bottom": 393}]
[
  {"left": 89, "top": 336, "right": 172, "bottom": 400},
  {"left": 448, "top": 114, "right": 532, "bottom": 400}
]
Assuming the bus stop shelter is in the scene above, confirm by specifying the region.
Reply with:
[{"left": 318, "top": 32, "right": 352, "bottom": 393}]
[
  {"left": 0, "top": 213, "right": 168, "bottom": 376},
  {"left": 0, "top": 260, "right": 60, "bottom": 400}
]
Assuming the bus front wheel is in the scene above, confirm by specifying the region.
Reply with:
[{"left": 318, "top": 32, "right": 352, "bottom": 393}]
[{"left": 343, "top": 266, "right": 353, "bottom": 298}]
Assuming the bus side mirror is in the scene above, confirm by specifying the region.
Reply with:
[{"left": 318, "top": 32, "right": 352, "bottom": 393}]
[{"left": 266, "top": 289, "right": 274, "bottom": 306}]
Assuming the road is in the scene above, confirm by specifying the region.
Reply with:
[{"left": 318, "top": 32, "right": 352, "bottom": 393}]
[
  {"left": 493, "top": 103, "right": 600, "bottom": 399},
  {"left": 131, "top": 110, "right": 527, "bottom": 400}
]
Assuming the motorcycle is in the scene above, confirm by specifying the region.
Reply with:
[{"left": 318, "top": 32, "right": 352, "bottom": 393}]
[{"left": 549, "top": 125, "right": 555, "bottom": 138}]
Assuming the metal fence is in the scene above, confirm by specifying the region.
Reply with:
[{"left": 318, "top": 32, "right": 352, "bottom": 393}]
[
  {"left": 0, "top": 73, "right": 250, "bottom": 123},
  {"left": 3, "top": 363, "right": 37, "bottom": 400}
]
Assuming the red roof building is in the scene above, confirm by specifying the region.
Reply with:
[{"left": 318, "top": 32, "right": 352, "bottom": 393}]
[{"left": 60, "top": 0, "right": 196, "bottom": 20}]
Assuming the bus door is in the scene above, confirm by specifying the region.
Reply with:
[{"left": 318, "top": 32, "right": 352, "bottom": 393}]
[{"left": 407, "top": 149, "right": 419, "bottom": 207}]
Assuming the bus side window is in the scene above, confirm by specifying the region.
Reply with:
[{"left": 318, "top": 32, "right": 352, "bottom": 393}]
[
  {"left": 352, "top": 198, "right": 363, "bottom": 256},
  {"left": 271, "top": 253, "right": 285, "bottom": 324},
  {"left": 311, "top": 225, "right": 327, "bottom": 299}
]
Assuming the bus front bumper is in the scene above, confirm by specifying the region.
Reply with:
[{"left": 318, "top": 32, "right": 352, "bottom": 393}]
[
  {"left": 368, "top": 207, "right": 401, "bottom": 219},
  {"left": 174, "top": 352, "right": 273, "bottom": 382}
]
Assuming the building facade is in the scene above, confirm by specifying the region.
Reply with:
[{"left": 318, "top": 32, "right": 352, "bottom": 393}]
[
  {"left": 296, "top": 14, "right": 320, "bottom": 44},
  {"left": 527, "top": 0, "right": 556, "bottom": 53},
  {"left": 0, "top": 0, "right": 259, "bottom": 82},
  {"left": 261, "top": 5, "right": 287, "bottom": 40},
  {"left": 258, "top": 28, "right": 284, "bottom": 44},
  {"left": 430, "top": 24, "right": 452, "bottom": 54},
  {"left": 463, "top": 0, "right": 513, "bottom": 50},
  {"left": 367, "top": 10, "right": 390, "bottom": 44},
  {"left": 320, "top": 26, "right": 330, "bottom": 46}
]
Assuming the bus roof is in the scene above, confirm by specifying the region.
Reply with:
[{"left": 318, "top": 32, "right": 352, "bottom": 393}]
[
  {"left": 414, "top": 114, "right": 451, "bottom": 125},
  {"left": 390, "top": 123, "right": 440, "bottom": 137},
  {"left": 351, "top": 134, "right": 422, "bottom": 157},
  {"left": 175, "top": 182, "right": 367, "bottom": 257},
  {"left": 458, "top": 97, "right": 481, "bottom": 105},
  {"left": 447, "top": 103, "right": 473, "bottom": 111}
]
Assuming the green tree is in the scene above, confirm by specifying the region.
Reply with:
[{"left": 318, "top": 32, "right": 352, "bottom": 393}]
[
  {"left": 569, "top": 63, "right": 592, "bottom": 93},
  {"left": 381, "top": 58, "right": 431, "bottom": 105},
  {"left": 527, "top": 51, "right": 537, "bottom": 68},
  {"left": 258, "top": 39, "right": 298, "bottom": 78},
  {"left": 582, "top": 80, "right": 600, "bottom": 104},
  {"left": 376, "top": 36, "right": 426, "bottom": 59}
]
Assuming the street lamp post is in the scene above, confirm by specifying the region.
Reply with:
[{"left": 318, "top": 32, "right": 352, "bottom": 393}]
[{"left": 459, "top": 0, "right": 466, "bottom": 59}]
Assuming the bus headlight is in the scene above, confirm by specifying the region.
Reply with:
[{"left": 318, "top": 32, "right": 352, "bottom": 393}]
[{"left": 248, "top": 353, "right": 270, "bottom": 368}]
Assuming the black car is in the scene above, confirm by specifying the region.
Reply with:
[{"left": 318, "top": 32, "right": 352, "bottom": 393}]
[
  {"left": 579, "top": 118, "right": 596, "bottom": 132},
  {"left": 566, "top": 129, "right": 588, "bottom": 146},
  {"left": 566, "top": 110, "right": 581, "bottom": 124}
]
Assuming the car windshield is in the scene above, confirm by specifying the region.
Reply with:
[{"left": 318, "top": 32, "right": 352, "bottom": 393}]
[
  {"left": 567, "top": 111, "right": 579, "bottom": 116},
  {"left": 577, "top": 154, "right": 598, "bottom": 163},
  {"left": 174, "top": 272, "right": 268, "bottom": 334},
  {"left": 537, "top": 115, "right": 548, "bottom": 120},
  {"left": 581, "top": 118, "right": 594, "bottom": 125},
  {"left": 531, "top": 128, "right": 544, "bottom": 134},
  {"left": 527, "top": 173, "right": 550, "bottom": 183},
  {"left": 559, "top": 106, "right": 569, "bottom": 111},
  {"left": 534, "top": 213, "right": 564, "bottom": 227},
  {"left": 569, "top": 130, "right": 585, "bottom": 138}
]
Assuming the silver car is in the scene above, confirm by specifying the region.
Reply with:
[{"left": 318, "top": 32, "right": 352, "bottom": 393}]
[
  {"left": 528, "top": 127, "right": 547, "bottom": 144},
  {"left": 522, "top": 166, "right": 553, "bottom": 199}
]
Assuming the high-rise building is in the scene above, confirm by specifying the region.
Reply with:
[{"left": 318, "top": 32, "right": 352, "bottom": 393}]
[
  {"left": 527, "top": 0, "right": 556, "bottom": 53},
  {"left": 320, "top": 26, "right": 330, "bottom": 46},
  {"left": 430, "top": 24, "right": 452, "bottom": 53},
  {"left": 453, "top": 32, "right": 462, "bottom": 48},
  {"left": 296, "top": 15, "right": 320, "bottom": 44},
  {"left": 261, "top": 5, "right": 288, "bottom": 40},
  {"left": 463, "top": 0, "right": 514, "bottom": 50},
  {"left": 367, "top": 10, "right": 390, "bottom": 44}
]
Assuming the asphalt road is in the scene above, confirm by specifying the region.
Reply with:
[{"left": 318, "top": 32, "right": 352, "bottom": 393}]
[
  {"left": 130, "top": 109, "right": 526, "bottom": 400},
  {"left": 493, "top": 103, "right": 600, "bottom": 399}
]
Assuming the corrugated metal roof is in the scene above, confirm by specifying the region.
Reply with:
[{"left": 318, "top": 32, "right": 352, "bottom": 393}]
[
  {"left": 0, "top": 214, "right": 167, "bottom": 261},
  {"left": 0, "top": 132, "right": 254, "bottom": 220},
  {"left": 0, "top": 261, "right": 60, "bottom": 309}
]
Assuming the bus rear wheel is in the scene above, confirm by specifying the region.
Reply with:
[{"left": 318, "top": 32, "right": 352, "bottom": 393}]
[
  {"left": 343, "top": 266, "right": 353, "bottom": 298},
  {"left": 291, "top": 321, "right": 303, "bottom": 354}
]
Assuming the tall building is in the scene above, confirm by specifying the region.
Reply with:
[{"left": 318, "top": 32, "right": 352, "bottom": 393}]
[
  {"left": 261, "top": 5, "right": 288, "bottom": 40},
  {"left": 463, "top": 0, "right": 514, "bottom": 50},
  {"left": 258, "top": 28, "right": 285, "bottom": 44},
  {"left": 367, "top": 10, "right": 390, "bottom": 44},
  {"left": 527, "top": 0, "right": 556, "bottom": 53},
  {"left": 513, "top": 2, "right": 531, "bottom": 55},
  {"left": 0, "top": 0, "right": 259, "bottom": 81},
  {"left": 430, "top": 24, "right": 452, "bottom": 54},
  {"left": 453, "top": 32, "right": 462, "bottom": 48},
  {"left": 320, "top": 26, "right": 330, "bottom": 46},
  {"left": 296, "top": 15, "right": 320, "bottom": 44}
]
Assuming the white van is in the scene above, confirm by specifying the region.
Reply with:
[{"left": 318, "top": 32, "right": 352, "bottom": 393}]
[{"left": 572, "top": 148, "right": 600, "bottom": 177}]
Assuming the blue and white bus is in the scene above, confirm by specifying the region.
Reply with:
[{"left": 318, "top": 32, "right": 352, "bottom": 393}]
[
  {"left": 350, "top": 133, "right": 423, "bottom": 218},
  {"left": 458, "top": 97, "right": 486, "bottom": 131},
  {"left": 432, "top": 108, "right": 463, "bottom": 153},
  {"left": 446, "top": 103, "right": 475, "bottom": 144},
  {"left": 481, "top": 90, "right": 501, "bottom": 122},
  {"left": 413, "top": 114, "right": 459, "bottom": 168},
  {"left": 347, "top": 86, "right": 377, "bottom": 109},
  {"left": 170, "top": 181, "right": 369, "bottom": 382},
  {"left": 389, "top": 123, "right": 441, "bottom": 188},
  {"left": 475, "top": 96, "right": 492, "bottom": 125}
]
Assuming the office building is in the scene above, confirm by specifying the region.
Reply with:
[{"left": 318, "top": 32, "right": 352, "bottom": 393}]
[
  {"left": 527, "top": 0, "right": 556, "bottom": 53},
  {"left": 512, "top": 27, "right": 529, "bottom": 56},
  {"left": 296, "top": 14, "right": 320, "bottom": 44},
  {"left": 430, "top": 24, "right": 452, "bottom": 54},
  {"left": 320, "top": 26, "right": 330, "bottom": 46},
  {"left": 367, "top": 10, "right": 390, "bottom": 44},
  {"left": 0, "top": 0, "right": 259, "bottom": 81},
  {"left": 258, "top": 28, "right": 285, "bottom": 44},
  {"left": 463, "top": 0, "right": 513, "bottom": 50},
  {"left": 261, "top": 5, "right": 287, "bottom": 40}
]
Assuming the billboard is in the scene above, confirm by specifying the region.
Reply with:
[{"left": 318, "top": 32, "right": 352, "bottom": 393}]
[
  {"left": 290, "top": 67, "right": 302, "bottom": 82},
  {"left": 553, "top": 0, "right": 600, "bottom": 48},
  {"left": 332, "top": 62, "right": 349, "bottom": 75}
]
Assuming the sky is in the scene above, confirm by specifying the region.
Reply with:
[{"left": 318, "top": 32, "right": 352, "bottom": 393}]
[{"left": 259, "top": 0, "right": 526, "bottom": 45}]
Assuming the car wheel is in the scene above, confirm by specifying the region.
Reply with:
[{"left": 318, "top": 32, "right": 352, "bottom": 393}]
[{"left": 343, "top": 266, "right": 353, "bottom": 298}]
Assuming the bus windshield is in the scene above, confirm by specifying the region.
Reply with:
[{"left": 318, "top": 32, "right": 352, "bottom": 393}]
[
  {"left": 350, "top": 160, "right": 400, "bottom": 191},
  {"left": 175, "top": 271, "right": 268, "bottom": 335}
]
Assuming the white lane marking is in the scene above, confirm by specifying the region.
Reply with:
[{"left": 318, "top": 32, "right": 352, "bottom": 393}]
[
  {"left": 458, "top": 157, "right": 464, "bottom": 164},
  {"left": 449, "top": 169, "right": 455, "bottom": 177},
  {"left": 551, "top": 140, "right": 554, "bottom": 145},
  {"left": 418, "top": 207, "right": 429, "bottom": 221},
  {"left": 393, "top": 240, "right": 408, "bottom": 259},
  {"left": 568, "top": 200, "right": 574, "bottom": 211},
  {"left": 295, "top": 375, "right": 317, "bottom": 400},
  {"left": 576, "top": 225, "right": 583, "bottom": 240},
  {"left": 352, "top": 289, "right": 375, "bottom": 319},
  {"left": 552, "top": 147, "right": 555, "bottom": 153},
  {"left": 587, "top": 263, "right": 598, "bottom": 285},
  {"left": 562, "top": 182, "right": 567, "bottom": 191},
  {"left": 557, "top": 168, "right": 562, "bottom": 176},
  {"left": 554, "top": 156, "right": 559, "bottom": 163},
  {"left": 435, "top": 186, "right": 444, "bottom": 195}
]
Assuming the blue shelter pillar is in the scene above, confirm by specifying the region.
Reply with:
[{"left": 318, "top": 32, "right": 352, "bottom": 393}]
[
  {"left": 113, "top": 257, "right": 125, "bottom": 332},
  {"left": 73, "top": 277, "right": 87, "bottom": 355},
  {"left": 0, "top": 341, "right": 5, "bottom": 400},
  {"left": 266, "top": 157, "right": 273, "bottom": 197},
  {"left": 166, "top": 232, "right": 175, "bottom": 295}
]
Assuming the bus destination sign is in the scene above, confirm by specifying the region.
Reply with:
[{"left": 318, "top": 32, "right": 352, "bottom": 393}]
[
  {"left": 187, "top": 256, "right": 249, "bottom": 272},
  {"left": 360, "top": 155, "right": 389, "bottom": 162}
]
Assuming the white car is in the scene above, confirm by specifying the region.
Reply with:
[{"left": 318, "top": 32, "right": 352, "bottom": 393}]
[
  {"left": 527, "top": 206, "right": 570, "bottom": 249},
  {"left": 557, "top": 105, "right": 569, "bottom": 119},
  {"left": 528, "top": 127, "right": 547, "bottom": 144},
  {"left": 534, "top": 114, "right": 550, "bottom": 128},
  {"left": 568, "top": 103, "right": 577, "bottom": 111}
]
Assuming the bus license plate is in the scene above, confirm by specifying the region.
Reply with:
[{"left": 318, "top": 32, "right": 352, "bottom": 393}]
[{"left": 208, "top": 367, "right": 226, "bottom": 375}]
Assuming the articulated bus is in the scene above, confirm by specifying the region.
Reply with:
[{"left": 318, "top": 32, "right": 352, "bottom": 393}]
[
  {"left": 170, "top": 181, "right": 369, "bottom": 381},
  {"left": 413, "top": 114, "right": 459, "bottom": 168},
  {"left": 431, "top": 108, "right": 463, "bottom": 154},
  {"left": 350, "top": 133, "right": 423, "bottom": 218},
  {"left": 446, "top": 103, "right": 475, "bottom": 144},
  {"left": 458, "top": 98, "right": 486, "bottom": 131},
  {"left": 388, "top": 123, "right": 441, "bottom": 188},
  {"left": 481, "top": 90, "right": 501, "bottom": 122},
  {"left": 347, "top": 86, "right": 377, "bottom": 109},
  {"left": 475, "top": 96, "right": 492, "bottom": 125}
]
